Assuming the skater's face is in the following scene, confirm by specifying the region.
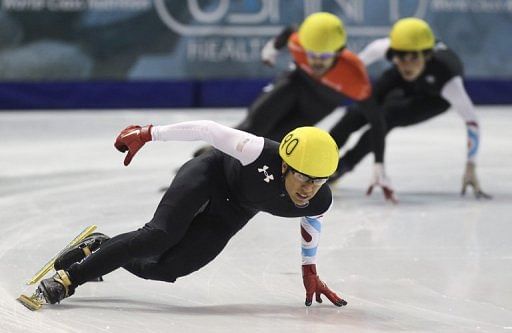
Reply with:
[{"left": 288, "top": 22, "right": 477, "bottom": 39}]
[
  {"left": 282, "top": 163, "right": 326, "bottom": 207},
  {"left": 306, "top": 51, "right": 337, "bottom": 77},
  {"left": 392, "top": 51, "right": 426, "bottom": 81}
]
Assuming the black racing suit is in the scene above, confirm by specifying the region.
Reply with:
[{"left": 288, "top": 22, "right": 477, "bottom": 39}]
[
  {"left": 67, "top": 140, "right": 332, "bottom": 285},
  {"left": 237, "top": 68, "right": 349, "bottom": 141},
  {"left": 236, "top": 27, "right": 372, "bottom": 142},
  {"left": 329, "top": 44, "right": 464, "bottom": 172}
]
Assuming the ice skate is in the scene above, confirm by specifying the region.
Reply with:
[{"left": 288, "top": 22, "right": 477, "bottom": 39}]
[
  {"left": 54, "top": 232, "right": 109, "bottom": 271},
  {"left": 18, "top": 270, "right": 76, "bottom": 310},
  {"left": 18, "top": 226, "right": 97, "bottom": 311},
  {"left": 53, "top": 232, "right": 109, "bottom": 282},
  {"left": 38, "top": 270, "right": 76, "bottom": 305}
]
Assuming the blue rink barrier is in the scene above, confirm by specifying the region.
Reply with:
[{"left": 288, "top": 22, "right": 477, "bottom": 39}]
[
  {"left": 0, "top": 79, "right": 511, "bottom": 110},
  {"left": 0, "top": 81, "right": 197, "bottom": 109}
]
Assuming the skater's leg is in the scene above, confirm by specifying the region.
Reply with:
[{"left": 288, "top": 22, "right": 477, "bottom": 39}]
[
  {"left": 327, "top": 104, "right": 371, "bottom": 182},
  {"left": 328, "top": 128, "right": 377, "bottom": 183},
  {"left": 385, "top": 96, "right": 450, "bottom": 128},
  {"left": 339, "top": 128, "right": 375, "bottom": 172},
  {"left": 37, "top": 226, "right": 172, "bottom": 304},
  {"left": 236, "top": 71, "right": 300, "bottom": 139},
  {"left": 67, "top": 226, "right": 171, "bottom": 285},
  {"left": 124, "top": 211, "right": 251, "bottom": 282},
  {"left": 339, "top": 96, "right": 451, "bottom": 173},
  {"left": 58, "top": 155, "right": 217, "bottom": 289},
  {"left": 265, "top": 77, "right": 342, "bottom": 141},
  {"left": 335, "top": 99, "right": 403, "bottom": 173},
  {"left": 329, "top": 104, "right": 369, "bottom": 150}
]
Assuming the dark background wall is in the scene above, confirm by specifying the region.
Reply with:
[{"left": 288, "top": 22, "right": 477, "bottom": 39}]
[{"left": 1, "top": 1, "right": 511, "bottom": 109}]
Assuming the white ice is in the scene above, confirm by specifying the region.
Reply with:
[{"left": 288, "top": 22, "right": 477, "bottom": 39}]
[{"left": 0, "top": 107, "right": 511, "bottom": 333}]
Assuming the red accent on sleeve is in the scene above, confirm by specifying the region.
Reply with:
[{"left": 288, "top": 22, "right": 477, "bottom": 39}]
[{"left": 301, "top": 225, "right": 312, "bottom": 242}]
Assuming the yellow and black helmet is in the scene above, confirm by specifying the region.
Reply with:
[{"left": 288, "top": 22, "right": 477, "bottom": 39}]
[
  {"left": 298, "top": 12, "right": 346, "bottom": 53},
  {"left": 390, "top": 17, "right": 435, "bottom": 52},
  {"left": 279, "top": 127, "right": 339, "bottom": 178}
]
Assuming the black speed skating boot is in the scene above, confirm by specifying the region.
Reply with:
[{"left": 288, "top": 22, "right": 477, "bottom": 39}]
[
  {"left": 38, "top": 270, "right": 75, "bottom": 304},
  {"left": 54, "top": 232, "right": 110, "bottom": 271}
]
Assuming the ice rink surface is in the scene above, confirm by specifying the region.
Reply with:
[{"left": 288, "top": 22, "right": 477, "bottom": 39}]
[{"left": 0, "top": 107, "right": 511, "bottom": 333}]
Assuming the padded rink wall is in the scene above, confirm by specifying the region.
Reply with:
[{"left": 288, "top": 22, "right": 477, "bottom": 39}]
[{"left": 0, "top": 1, "right": 511, "bottom": 109}]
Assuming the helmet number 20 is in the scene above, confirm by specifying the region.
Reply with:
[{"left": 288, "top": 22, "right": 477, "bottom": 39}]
[{"left": 281, "top": 134, "right": 299, "bottom": 156}]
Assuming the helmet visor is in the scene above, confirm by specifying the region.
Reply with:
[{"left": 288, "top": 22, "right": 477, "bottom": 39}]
[{"left": 306, "top": 50, "right": 338, "bottom": 60}]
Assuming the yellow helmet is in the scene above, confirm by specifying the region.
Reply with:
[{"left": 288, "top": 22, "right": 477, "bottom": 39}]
[
  {"left": 390, "top": 17, "right": 435, "bottom": 52},
  {"left": 279, "top": 127, "right": 339, "bottom": 178},
  {"left": 298, "top": 12, "right": 346, "bottom": 53}
]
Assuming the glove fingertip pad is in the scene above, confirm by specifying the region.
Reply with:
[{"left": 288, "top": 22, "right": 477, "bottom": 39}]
[{"left": 336, "top": 299, "right": 348, "bottom": 307}]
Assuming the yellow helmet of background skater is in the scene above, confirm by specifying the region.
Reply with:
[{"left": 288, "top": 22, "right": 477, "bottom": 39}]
[
  {"left": 279, "top": 127, "right": 339, "bottom": 178},
  {"left": 298, "top": 12, "right": 347, "bottom": 53},
  {"left": 389, "top": 17, "right": 435, "bottom": 52}
]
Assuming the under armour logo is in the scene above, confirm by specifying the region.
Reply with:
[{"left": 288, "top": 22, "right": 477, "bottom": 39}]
[{"left": 257, "top": 165, "right": 274, "bottom": 183}]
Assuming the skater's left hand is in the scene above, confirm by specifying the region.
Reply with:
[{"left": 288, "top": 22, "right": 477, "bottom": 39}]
[
  {"left": 461, "top": 162, "right": 492, "bottom": 199},
  {"left": 261, "top": 38, "right": 278, "bottom": 67},
  {"left": 367, "top": 163, "right": 398, "bottom": 204},
  {"left": 302, "top": 264, "right": 347, "bottom": 307},
  {"left": 114, "top": 125, "right": 152, "bottom": 166}
]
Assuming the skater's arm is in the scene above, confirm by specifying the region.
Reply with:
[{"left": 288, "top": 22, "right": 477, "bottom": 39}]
[
  {"left": 152, "top": 120, "right": 265, "bottom": 165},
  {"left": 300, "top": 205, "right": 330, "bottom": 265},
  {"left": 300, "top": 206, "right": 347, "bottom": 307},
  {"left": 358, "top": 37, "right": 390, "bottom": 66},
  {"left": 441, "top": 77, "right": 491, "bottom": 198},
  {"left": 441, "top": 76, "right": 479, "bottom": 163},
  {"left": 261, "top": 26, "right": 295, "bottom": 66}
]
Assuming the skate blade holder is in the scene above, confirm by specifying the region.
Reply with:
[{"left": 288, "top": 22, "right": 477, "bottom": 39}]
[{"left": 17, "top": 293, "right": 44, "bottom": 311}]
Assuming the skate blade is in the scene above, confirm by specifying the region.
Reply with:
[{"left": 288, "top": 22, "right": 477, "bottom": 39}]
[{"left": 17, "top": 294, "right": 43, "bottom": 311}]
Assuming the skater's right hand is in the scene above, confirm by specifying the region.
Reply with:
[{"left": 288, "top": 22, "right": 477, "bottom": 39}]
[
  {"left": 114, "top": 125, "right": 152, "bottom": 166},
  {"left": 302, "top": 264, "right": 347, "bottom": 307},
  {"left": 461, "top": 161, "right": 492, "bottom": 199},
  {"left": 367, "top": 163, "right": 398, "bottom": 204}
]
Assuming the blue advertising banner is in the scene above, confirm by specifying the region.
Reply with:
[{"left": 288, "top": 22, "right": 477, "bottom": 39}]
[{"left": 0, "top": 0, "right": 511, "bottom": 108}]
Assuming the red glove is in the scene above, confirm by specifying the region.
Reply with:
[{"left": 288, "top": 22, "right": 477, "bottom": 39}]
[
  {"left": 302, "top": 264, "right": 347, "bottom": 307},
  {"left": 114, "top": 125, "right": 152, "bottom": 166}
]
